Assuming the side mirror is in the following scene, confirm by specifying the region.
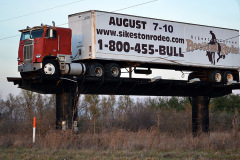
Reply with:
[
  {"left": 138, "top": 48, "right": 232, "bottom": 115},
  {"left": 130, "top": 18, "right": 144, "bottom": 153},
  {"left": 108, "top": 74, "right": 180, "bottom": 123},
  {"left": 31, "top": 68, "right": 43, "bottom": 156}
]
[{"left": 49, "top": 29, "right": 54, "bottom": 38}]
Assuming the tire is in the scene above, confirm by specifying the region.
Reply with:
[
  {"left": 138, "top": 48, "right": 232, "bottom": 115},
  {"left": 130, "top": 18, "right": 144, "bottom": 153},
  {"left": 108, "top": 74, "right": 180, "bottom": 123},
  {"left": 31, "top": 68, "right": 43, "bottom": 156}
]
[
  {"left": 223, "top": 71, "right": 234, "bottom": 83},
  {"left": 105, "top": 63, "right": 121, "bottom": 78},
  {"left": 208, "top": 70, "right": 222, "bottom": 82},
  {"left": 42, "top": 59, "right": 60, "bottom": 78},
  {"left": 89, "top": 63, "right": 105, "bottom": 77}
]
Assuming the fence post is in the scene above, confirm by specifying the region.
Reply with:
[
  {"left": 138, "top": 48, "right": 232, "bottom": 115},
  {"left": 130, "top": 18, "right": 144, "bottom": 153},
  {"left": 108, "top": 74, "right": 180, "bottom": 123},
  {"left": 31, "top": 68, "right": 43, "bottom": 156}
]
[{"left": 33, "top": 117, "right": 36, "bottom": 143}]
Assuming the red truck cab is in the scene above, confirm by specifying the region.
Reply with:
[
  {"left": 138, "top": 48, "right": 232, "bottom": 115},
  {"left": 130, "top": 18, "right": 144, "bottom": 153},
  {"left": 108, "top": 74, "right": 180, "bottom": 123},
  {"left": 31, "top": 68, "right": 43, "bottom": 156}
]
[{"left": 18, "top": 24, "right": 72, "bottom": 78}]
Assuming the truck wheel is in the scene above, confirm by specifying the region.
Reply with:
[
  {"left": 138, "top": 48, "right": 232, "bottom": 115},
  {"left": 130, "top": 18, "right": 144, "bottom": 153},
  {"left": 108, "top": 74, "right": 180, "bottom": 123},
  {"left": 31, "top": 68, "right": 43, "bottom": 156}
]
[
  {"left": 105, "top": 63, "right": 121, "bottom": 78},
  {"left": 42, "top": 59, "right": 60, "bottom": 77},
  {"left": 208, "top": 70, "right": 222, "bottom": 82},
  {"left": 89, "top": 63, "right": 105, "bottom": 77},
  {"left": 223, "top": 71, "right": 234, "bottom": 83}
]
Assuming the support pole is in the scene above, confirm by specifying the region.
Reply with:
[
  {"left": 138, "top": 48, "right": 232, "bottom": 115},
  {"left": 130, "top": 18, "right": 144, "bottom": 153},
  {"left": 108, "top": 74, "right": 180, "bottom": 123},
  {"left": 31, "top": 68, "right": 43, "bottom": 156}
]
[
  {"left": 191, "top": 96, "right": 210, "bottom": 137},
  {"left": 129, "top": 67, "right": 132, "bottom": 78},
  {"left": 56, "top": 91, "right": 78, "bottom": 130}
]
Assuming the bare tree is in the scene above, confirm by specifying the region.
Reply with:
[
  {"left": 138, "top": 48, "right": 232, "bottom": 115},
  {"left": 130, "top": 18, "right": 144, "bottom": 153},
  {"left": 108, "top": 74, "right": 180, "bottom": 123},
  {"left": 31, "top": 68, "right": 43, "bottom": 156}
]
[
  {"left": 83, "top": 95, "right": 100, "bottom": 135},
  {"left": 100, "top": 95, "right": 116, "bottom": 130}
]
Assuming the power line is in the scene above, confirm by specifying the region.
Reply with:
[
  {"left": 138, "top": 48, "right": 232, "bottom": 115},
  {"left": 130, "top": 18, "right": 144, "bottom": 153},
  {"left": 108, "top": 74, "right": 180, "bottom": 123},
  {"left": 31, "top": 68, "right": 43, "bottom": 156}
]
[
  {"left": 57, "top": 0, "right": 159, "bottom": 27},
  {"left": 0, "top": 35, "right": 19, "bottom": 41},
  {"left": 0, "top": 0, "right": 84, "bottom": 23},
  {"left": 0, "top": 0, "right": 159, "bottom": 40},
  {"left": 225, "top": 35, "right": 240, "bottom": 41},
  {"left": 0, "top": 0, "right": 239, "bottom": 46},
  {"left": 113, "top": 0, "right": 158, "bottom": 13}
]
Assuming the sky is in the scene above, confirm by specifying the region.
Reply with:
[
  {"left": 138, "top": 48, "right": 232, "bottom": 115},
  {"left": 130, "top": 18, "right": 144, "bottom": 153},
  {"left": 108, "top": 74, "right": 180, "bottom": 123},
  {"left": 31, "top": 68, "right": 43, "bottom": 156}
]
[{"left": 0, "top": 0, "right": 240, "bottom": 99}]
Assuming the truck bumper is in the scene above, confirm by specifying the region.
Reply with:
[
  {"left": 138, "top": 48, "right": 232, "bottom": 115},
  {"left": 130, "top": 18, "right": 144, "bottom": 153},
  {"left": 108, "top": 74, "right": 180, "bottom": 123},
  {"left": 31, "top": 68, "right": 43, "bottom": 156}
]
[{"left": 18, "top": 63, "right": 42, "bottom": 72}]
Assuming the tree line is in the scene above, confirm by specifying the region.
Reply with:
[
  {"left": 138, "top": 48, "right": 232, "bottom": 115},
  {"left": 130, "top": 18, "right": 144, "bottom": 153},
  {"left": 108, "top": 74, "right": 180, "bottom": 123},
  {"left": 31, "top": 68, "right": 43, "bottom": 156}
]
[{"left": 0, "top": 90, "right": 240, "bottom": 135}]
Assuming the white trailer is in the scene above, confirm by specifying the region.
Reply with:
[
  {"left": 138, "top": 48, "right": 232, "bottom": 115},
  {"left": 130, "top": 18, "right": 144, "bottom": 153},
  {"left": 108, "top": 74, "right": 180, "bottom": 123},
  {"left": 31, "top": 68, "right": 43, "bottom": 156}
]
[{"left": 68, "top": 10, "right": 239, "bottom": 82}]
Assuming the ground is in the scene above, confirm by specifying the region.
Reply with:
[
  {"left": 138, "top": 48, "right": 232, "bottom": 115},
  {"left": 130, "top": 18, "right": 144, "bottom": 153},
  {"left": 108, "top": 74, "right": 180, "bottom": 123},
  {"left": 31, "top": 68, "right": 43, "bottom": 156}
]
[{"left": 1, "top": 147, "right": 240, "bottom": 160}]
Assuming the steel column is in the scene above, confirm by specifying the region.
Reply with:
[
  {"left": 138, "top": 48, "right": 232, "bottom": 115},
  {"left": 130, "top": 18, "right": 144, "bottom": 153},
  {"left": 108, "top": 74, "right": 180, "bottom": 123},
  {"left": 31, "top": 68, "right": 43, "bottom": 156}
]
[
  {"left": 191, "top": 96, "right": 210, "bottom": 137},
  {"left": 56, "top": 90, "right": 78, "bottom": 129}
]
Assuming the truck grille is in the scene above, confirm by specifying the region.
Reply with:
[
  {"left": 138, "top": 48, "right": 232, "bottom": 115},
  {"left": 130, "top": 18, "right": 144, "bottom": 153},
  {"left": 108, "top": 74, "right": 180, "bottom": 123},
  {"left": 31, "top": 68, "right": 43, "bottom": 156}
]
[{"left": 23, "top": 40, "right": 33, "bottom": 64}]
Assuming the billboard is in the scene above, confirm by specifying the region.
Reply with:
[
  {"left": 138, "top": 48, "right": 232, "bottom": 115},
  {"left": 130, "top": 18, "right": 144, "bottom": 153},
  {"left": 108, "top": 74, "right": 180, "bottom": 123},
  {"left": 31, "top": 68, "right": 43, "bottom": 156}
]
[{"left": 70, "top": 11, "right": 240, "bottom": 69}]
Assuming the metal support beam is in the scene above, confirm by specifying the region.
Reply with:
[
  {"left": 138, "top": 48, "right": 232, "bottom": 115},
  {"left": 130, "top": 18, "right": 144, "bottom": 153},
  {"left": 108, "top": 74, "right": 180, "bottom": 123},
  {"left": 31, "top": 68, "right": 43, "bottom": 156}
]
[
  {"left": 129, "top": 67, "right": 132, "bottom": 78},
  {"left": 7, "top": 77, "right": 238, "bottom": 97},
  {"left": 56, "top": 90, "right": 78, "bottom": 129},
  {"left": 191, "top": 96, "right": 210, "bottom": 137}
]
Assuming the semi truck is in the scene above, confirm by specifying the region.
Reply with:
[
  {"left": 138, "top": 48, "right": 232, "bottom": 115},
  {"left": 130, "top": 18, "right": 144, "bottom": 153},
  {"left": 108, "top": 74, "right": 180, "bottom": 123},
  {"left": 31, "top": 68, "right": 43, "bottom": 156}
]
[{"left": 18, "top": 10, "right": 240, "bottom": 83}]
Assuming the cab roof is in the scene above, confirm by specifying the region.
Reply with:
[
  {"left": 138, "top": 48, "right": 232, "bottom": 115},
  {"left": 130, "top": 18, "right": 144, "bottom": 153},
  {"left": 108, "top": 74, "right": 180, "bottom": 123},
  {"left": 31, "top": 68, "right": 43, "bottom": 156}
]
[{"left": 19, "top": 26, "right": 46, "bottom": 33}]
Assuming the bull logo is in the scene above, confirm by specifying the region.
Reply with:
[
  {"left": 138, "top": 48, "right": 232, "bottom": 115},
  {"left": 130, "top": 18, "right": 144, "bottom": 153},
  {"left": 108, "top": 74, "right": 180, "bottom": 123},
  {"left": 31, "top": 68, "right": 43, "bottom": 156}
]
[{"left": 206, "top": 31, "right": 225, "bottom": 65}]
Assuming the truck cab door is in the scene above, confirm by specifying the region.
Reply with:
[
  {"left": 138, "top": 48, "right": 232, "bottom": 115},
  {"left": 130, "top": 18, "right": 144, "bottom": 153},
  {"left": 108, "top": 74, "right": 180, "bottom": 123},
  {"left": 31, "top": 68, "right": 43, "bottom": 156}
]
[{"left": 44, "top": 29, "right": 58, "bottom": 56}]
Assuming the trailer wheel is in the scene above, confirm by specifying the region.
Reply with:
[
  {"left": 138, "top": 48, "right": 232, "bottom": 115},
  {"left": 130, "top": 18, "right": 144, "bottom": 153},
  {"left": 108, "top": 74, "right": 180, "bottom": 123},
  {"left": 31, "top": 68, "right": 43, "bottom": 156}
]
[
  {"left": 208, "top": 70, "right": 222, "bottom": 82},
  {"left": 42, "top": 59, "right": 60, "bottom": 78},
  {"left": 89, "top": 63, "right": 105, "bottom": 77},
  {"left": 223, "top": 71, "right": 234, "bottom": 83},
  {"left": 105, "top": 63, "right": 121, "bottom": 78}
]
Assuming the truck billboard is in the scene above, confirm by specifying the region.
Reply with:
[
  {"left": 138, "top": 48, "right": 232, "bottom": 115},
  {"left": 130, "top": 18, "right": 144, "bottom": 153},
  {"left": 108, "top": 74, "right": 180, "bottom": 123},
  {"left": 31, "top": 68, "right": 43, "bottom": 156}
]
[{"left": 69, "top": 10, "right": 239, "bottom": 69}]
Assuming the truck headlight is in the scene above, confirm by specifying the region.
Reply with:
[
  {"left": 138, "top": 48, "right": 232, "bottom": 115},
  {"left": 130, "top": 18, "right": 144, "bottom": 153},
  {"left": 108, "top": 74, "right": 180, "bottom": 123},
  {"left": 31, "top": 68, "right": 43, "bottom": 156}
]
[
  {"left": 36, "top": 54, "right": 41, "bottom": 58},
  {"left": 59, "top": 56, "right": 65, "bottom": 62}
]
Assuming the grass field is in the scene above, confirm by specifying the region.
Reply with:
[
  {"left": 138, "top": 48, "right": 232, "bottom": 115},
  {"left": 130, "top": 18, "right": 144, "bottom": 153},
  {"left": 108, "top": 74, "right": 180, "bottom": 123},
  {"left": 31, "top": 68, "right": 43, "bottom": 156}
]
[
  {"left": 1, "top": 147, "right": 240, "bottom": 160},
  {"left": 2, "top": 92, "right": 240, "bottom": 159},
  {"left": 1, "top": 130, "right": 240, "bottom": 159}
]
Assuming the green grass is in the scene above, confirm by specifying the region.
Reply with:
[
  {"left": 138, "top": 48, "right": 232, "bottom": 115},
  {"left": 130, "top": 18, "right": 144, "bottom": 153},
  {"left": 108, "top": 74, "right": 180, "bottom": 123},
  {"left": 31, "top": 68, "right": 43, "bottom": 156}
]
[{"left": 1, "top": 147, "right": 240, "bottom": 160}]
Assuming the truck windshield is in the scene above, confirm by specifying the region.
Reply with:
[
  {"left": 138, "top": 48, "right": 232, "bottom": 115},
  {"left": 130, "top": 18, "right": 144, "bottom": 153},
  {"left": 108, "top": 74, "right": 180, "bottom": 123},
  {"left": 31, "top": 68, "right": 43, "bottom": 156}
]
[
  {"left": 20, "top": 29, "right": 44, "bottom": 41},
  {"left": 20, "top": 31, "right": 30, "bottom": 41},
  {"left": 30, "top": 29, "right": 44, "bottom": 39}
]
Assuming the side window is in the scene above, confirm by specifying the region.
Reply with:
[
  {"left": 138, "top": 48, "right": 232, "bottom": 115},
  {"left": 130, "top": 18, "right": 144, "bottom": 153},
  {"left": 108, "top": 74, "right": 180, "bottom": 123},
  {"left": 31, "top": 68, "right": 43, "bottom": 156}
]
[{"left": 45, "top": 29, "right": 57, "bottom": 38}]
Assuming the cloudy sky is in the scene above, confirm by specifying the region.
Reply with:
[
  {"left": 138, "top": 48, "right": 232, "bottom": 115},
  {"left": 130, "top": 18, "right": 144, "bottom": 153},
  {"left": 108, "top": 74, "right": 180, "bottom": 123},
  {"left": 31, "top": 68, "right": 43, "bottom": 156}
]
[{"left": 0, "top": 0, "right": 239, "bottom": 98}]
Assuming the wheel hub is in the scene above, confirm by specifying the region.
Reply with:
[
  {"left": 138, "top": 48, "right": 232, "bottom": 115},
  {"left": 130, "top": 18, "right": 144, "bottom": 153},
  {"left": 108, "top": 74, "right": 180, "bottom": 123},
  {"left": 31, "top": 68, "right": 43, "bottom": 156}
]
[
  {"left": 44, "top": 63, "right": 55, "bottom": 75},
  {"left": 94, "top": 67, "right": 103, "bottom": 77},
  {"left": 215, "top": 73, "right": 222, "bottom": 82},
  {"left": 111, "top": 67, "right": 119, "bottom": 77},
  {"left": 227, "top": 74, "right": 233, "bottom": 82}
]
